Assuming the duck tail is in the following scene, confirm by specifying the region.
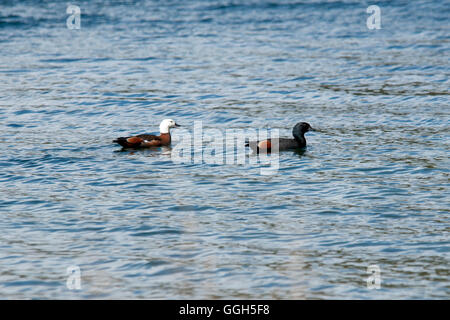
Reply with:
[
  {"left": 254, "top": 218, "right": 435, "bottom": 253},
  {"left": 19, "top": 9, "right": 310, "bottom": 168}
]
[{"left": 113, "top": 137, "right": 130, "bottom": 148}]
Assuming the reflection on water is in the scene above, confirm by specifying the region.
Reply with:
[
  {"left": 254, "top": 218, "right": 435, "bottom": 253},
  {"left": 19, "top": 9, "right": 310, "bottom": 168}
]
[{"left": 0, "top": 0, "right": 449, "bottom": 299}]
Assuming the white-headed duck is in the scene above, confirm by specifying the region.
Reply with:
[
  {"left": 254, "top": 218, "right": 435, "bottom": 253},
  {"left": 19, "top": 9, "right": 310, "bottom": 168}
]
[{"left": 114, "top": 119, "right": 181, "bottom": 148}]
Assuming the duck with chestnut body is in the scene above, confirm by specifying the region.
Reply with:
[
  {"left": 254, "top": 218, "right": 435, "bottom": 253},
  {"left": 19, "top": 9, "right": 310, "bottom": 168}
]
[{"left": 113, "top": 119, "right": 181, "bottom": 149}]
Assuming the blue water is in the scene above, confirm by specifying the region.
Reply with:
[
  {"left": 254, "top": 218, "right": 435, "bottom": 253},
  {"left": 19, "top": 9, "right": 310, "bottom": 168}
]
[{"left": 0, "top": 0, "right": 449, "bottom": 299}]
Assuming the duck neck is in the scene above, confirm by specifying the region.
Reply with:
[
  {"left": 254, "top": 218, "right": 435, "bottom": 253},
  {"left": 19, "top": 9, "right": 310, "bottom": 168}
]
[
  {"left": 159, "top": 132, "right": 171, "bottom": 145},
  {"left": 294, "top": 134, "right": 306, "bottom": 147}
]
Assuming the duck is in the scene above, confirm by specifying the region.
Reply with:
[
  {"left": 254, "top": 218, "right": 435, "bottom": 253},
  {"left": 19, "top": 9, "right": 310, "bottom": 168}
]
[
  {"left": 245, "top": 122, "right": 315, "bottom": 153},
  {"left": 113, "top": 119, "right": 180, "bottom": 148}
]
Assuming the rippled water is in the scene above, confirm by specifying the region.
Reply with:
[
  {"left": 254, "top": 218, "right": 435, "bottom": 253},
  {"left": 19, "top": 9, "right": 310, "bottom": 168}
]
[{"left": 0, "top": 0, "right": 449, "bottom": 299}]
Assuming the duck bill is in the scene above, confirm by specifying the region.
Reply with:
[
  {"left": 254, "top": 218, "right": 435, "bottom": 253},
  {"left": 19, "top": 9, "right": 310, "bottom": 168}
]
[{"left": 174, "top": 123, "right": 181, "bottom": 128}]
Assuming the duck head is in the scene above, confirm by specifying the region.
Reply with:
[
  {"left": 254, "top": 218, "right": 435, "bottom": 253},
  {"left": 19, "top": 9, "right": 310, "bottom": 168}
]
[
  {"left": 292, "top": 122, "right": 315, "bottom": 140},
  {"left": 159, "top": 119, "right": 181, "bottom": 134}
]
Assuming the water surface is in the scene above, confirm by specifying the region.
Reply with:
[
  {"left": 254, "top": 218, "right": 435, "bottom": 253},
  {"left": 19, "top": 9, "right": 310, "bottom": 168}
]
[{"left": 0, "top": 0, "right": 449, "bottom": 299}]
